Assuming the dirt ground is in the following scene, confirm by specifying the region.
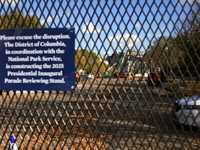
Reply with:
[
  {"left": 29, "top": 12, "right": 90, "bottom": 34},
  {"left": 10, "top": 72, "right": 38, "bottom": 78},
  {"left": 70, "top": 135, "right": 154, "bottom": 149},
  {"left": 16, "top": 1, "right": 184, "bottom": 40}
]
[{"left": 0, "top": 78, "right": 200, "bottom": 149}]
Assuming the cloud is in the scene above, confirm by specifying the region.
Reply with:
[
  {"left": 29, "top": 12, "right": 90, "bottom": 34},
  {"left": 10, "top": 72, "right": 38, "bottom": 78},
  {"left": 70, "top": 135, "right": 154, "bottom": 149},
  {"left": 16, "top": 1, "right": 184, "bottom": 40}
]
[
  {"left": 46, "top": 17, "right": 53, "bottom": 22},
  {"left": 75, "top": 26, "right": 79, "bottom": 31},
  {"left": 90, "top": 41, "right": 94, "bottom": 45},
  {"left": 107, "top": 33, "right": 141, "bottom": 47},
  {"left": 40, "top": 13, "right": 70, "bottom": 25},
  {"left": 179, "top": 0, "right": 200, "bottom": 4},
  {"left": 82, "top": 22, "right": 102, "bottom": 34},
  {"left": 135, "top": 23, "right": 141, "bottom": 27},
  {"left": 161, "top": 27, "right": 165, "bottom": 31},
  {"left": 147, "top": 34, "right": 153, "bottom": 37},
  {"left": 102, "top": 51, "right": 113, "bottom": 56},
  {"left": 1, "top": 0, "right": 20, "bottom": 6},
  {"left": 90, "top": 40, "right": 101, "bottom": 45},
  {"left": 40, "top": 16, "right": 52, "bottom": 25},
  {"left": 107, "top": 51, "right": 113, "bottom": 55}
]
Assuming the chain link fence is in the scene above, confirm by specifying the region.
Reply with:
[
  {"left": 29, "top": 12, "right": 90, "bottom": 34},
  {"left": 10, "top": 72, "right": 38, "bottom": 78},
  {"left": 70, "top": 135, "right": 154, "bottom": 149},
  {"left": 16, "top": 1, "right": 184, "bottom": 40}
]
[{"left": 0, "top": 0, "right": 200, "bottom": 149}]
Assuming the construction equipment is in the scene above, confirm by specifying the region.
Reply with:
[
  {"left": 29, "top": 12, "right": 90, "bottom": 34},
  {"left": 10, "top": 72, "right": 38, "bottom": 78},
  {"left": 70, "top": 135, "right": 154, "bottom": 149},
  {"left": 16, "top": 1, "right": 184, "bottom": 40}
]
[
  {"left": 104, "top": 34, "right": 133, "bottom": 78},
  {"left": 104, "top": 33, "right": 148, "bottom": 78},
  {"left": 104, "top": 58, "right": 128, "bottom": 78},
  {"left": 76, "top": 70, "right": 88, "bottom": 82}
]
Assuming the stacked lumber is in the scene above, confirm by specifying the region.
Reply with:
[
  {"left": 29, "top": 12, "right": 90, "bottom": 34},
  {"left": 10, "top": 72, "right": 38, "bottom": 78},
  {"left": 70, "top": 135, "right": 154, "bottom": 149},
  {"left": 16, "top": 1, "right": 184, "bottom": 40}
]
[
  {"left": 152, "top": 88, "right": 174, "bottom": 97},
  {"left": 163, "top": 82, "right": 200, "bottom": 96}
]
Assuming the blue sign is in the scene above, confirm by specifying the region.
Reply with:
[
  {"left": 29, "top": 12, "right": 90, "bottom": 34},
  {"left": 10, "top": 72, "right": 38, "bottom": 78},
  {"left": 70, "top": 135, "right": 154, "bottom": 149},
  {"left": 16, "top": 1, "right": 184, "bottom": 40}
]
[{"left": 0, "top": 28, "right": 75, "bottom": 91}]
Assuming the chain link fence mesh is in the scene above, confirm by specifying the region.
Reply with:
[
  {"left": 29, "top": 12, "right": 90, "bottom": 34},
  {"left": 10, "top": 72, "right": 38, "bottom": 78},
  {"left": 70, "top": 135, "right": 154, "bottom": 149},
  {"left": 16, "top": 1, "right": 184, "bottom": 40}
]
[{"left": 0, "top": 0, "right": 200, "bottom": 149}]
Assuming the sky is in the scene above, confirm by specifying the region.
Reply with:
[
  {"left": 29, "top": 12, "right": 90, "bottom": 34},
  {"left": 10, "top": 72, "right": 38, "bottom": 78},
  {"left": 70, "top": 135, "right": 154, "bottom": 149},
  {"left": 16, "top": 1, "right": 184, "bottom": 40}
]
[{"left": 1, "top": 0, "right": 198, "bottom": 56}]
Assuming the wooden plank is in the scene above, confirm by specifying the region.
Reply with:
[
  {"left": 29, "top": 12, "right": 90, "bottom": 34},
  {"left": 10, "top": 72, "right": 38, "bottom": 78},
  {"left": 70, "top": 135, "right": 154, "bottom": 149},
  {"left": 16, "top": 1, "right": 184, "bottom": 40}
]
[
  {"left": 152, "top": 88, "right": 174, "bottom": 97},
  {"left": 163, "top": 82, "right": 179, "bottom": 91},
  {"left": 177, "top": 87, "right": 200, "bottom": 96},
  {"left": 163, "top": 82, "right": 200, "bottom": 96}
]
